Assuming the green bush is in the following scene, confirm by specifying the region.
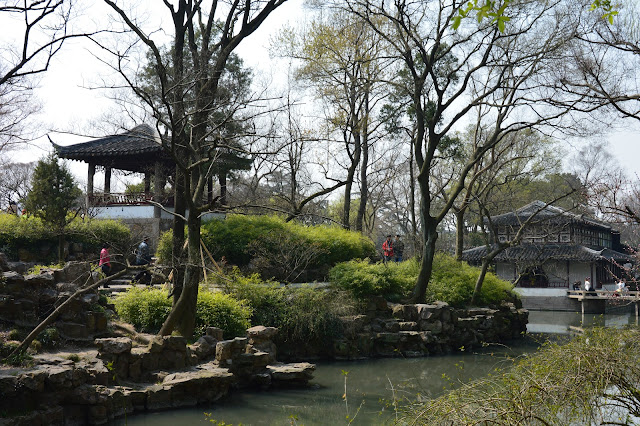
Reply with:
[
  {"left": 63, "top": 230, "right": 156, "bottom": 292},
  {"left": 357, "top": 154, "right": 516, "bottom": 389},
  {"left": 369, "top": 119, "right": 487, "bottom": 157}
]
[
  {"left": 194, "top": 291, "right": 252, "bottom": 339},
  {"left": 223, "top": 270, "right": 357, "bottom": 347},
  {"left": 328, "top": 258, "right": 417, "bottom": 300},
  {"left": 427, "top": 253, "right": 515, "bottom": 307},
  {"left": 113, "top": 287, "right": 251, "bottom": 339},
  {"left": 113, "top": 287, "right": 171, "bottom": 333},
  {"left": 329, "top": 253, "right": 515, "bottom": 307},
  {"left": 157, "top": 214, "right": 377, "bottom": 280},
  {"left": 0, "top": 213, "right": 131, "bottom": 261}
]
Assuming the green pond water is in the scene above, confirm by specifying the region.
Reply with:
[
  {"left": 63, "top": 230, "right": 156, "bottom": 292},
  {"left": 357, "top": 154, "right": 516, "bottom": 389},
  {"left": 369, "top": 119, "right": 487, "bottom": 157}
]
[{"left": 114, "top": 310, "right": 637, "bottom": 425}]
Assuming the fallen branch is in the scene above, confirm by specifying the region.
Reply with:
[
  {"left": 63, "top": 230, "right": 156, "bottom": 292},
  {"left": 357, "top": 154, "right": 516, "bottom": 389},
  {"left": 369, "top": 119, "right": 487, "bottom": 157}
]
[{"left": 5, "top": 268, "right": 129, "bottom": 361}]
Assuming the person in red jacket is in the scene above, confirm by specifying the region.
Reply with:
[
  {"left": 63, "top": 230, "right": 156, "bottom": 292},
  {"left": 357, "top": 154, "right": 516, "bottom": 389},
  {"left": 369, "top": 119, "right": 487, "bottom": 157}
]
[
  {"left": 99, "top": 243, "right": 112, "bottom": 288},
  {"left": 382, "top": 235, "right": 394, "bottom": 263}
]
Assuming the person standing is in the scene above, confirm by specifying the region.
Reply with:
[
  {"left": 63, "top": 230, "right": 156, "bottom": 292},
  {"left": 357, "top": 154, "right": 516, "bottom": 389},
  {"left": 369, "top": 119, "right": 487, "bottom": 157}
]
[
  {"left": 99, "top": 243, "right": 111, "bottom": 288},
  {"left": 133, "top": 237, "right": 152, "bottom": 285},
  {"left": 394, "top": 235, "right": 405, "bottom": 262},
  {"left": 382, "top": 235, "right": 394, "bottom": 263}
]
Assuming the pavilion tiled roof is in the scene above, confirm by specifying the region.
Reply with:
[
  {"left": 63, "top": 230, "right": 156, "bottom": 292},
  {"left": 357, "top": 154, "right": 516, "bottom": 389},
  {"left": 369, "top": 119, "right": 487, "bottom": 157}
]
[
  {"left": 461, "top": 243, "right": 635, "bottom": 263},
  {"left": 53, "top": 124, "right": 164, "bottom": 159}
]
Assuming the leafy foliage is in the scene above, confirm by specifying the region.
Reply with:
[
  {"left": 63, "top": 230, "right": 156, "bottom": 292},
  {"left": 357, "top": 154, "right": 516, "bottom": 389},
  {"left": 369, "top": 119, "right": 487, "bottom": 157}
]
[
  {"left": 113, "top": 287, "right": 251, "bottom": 339},
  {"left": 158, "top": 215, "right": 376, "bottom": 281},
  {"left": 401, "top": 327, "right": 640, "bottom": 424},
  {"left": 329, "top": 254, "right": 515, "bottom": 307},
  {"left": 0, "top": 213, "right": 130, "bottom": 261},
  {"left": 24, "top": 154, "right": 81, "bottom": 230},
  {"left": 221, "top": 269, "right": 358, "bottom": 348}
]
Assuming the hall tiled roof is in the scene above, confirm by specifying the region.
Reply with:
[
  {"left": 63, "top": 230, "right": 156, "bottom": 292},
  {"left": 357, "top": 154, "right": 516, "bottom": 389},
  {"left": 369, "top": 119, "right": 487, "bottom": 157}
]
[
  {"left": 53, "top": 124, "right": 164, "bottom": 159},
  {"left": 492, "top": 200, "right": 610, "bottom": 230},
  {"left": 462, "top": 243, "right": 635, "bottom": 263}
]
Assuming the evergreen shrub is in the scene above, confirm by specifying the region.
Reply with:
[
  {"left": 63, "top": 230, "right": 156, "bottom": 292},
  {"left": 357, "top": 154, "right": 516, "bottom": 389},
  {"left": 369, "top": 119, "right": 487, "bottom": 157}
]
[
  {"left": 222, "top": 269, "right": 357, "bottom": 347},
  {"left": 156, "top": 215, "right": 377, "bottom": 279},
  {"left": 113, "top": 287, "right": 251, "bottom": 339},
  {"left": 0, "top": 213, "right": 131, "bottom": 261},
  {"left": 329, "top": 253, "right": 515, "bottom": 307}
]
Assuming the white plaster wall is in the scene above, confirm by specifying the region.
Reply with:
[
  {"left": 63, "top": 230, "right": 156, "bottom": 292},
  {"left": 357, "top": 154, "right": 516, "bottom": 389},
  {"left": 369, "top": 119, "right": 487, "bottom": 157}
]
[
  {"left": 568, "top": 262, "right": 592, "bottom": 286},
  {"left": 93, "top": 206, "right": 224, "bottom": 221}
]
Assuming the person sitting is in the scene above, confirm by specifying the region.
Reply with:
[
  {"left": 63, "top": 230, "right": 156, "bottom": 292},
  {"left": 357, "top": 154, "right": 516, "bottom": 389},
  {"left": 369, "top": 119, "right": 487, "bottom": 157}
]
[{"left": 132, "top": 237, "right": 153, "bottom": 285}]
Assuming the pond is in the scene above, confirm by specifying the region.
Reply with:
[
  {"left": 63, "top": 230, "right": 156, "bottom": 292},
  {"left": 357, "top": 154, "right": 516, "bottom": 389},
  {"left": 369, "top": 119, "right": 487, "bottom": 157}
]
[{"left": 114, "top": 310, "right": 637, "bottom": 425}]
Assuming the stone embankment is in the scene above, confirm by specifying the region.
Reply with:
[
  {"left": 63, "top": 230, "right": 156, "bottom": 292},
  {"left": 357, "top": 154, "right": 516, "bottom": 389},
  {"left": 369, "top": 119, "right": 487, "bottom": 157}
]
[
  {"left": 281, "top": 296, "right": 528, "bottom": 360},
  {"left": 0, "top": 260, "right": 110, "bottom": 341},
  {"left": 0, "top": 326, "right": 315, "bottom": 425}
]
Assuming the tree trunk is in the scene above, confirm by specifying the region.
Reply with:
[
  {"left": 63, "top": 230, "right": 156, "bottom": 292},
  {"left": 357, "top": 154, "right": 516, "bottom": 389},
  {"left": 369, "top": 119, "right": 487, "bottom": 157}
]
[
  {"left": 171, "top": 166, "right": 186, "bottom": 306},
  {"left": 57, "top": 232, "right": 65, "bottom": 263},
  {"left": 160, "top": 212, "right": 201, "bottom": 338},
  {"left": 470, "top": 247, "right": 503, "bottom": 305},
  {"left": 410, "top": 219, "right": 438, "bottom": 302},
  {"left": 218, "top": 172, "right": 227, "bottom": 206},
  {"left": 455, "top": 208, "right": 465, "bottom": 261}
]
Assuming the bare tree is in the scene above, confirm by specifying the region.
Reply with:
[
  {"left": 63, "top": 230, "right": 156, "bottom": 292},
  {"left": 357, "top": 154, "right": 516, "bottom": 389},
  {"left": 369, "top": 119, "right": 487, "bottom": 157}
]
[
  {"left": 345, "top": 0, "right": 592, "bottom": 302},
  {"left": 101, "top": 0, "right": 290, "bottom": 337},
  {"left": 0, "top": 161, "right": 34, "bottom": 210},
  {"left": 0, "top": 1, "right": 94, "bottom": 153}
]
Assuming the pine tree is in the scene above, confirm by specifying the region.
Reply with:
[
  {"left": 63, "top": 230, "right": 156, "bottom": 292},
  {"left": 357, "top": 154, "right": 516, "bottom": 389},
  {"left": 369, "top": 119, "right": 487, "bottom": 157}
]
[{"left": 25, "top": 154, "right": 82, "bottom": 262}]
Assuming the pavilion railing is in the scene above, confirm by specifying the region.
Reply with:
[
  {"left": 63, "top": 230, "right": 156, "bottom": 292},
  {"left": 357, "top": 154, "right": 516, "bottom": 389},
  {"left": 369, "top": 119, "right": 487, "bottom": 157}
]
[{"left": 88, "top": 192, "right": 174, "bottom": 207}]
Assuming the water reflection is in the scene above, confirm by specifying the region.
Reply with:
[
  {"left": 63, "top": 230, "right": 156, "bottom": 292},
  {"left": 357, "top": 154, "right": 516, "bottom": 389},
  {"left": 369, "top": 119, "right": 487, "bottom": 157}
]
[
  {"left": 114, "top": 311, "right": 639, "bottom": 425},
  {"left": 114, "top": 341, "right": 538, "bottom": 426},
  {"left": 527, "top": 309, "right": 639, "bottom": 334}
]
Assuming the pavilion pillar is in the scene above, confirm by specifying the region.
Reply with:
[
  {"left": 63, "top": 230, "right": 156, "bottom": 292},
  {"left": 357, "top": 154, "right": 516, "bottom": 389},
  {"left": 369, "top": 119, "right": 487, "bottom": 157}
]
[
  {"left": 87, "top": 163, "right": 96, "bottom": 208},
  {"left": 144, "top": 171, "right": 151, "bottom": 195},
  {"left": 207, "top": 176, "right": 214, "bottom": 204},
  {"left": 104, "top": 167, "right": 112, "bottom": 194},
  {"left": 153, "top": 162, "right": 163, "bottom": 219}
]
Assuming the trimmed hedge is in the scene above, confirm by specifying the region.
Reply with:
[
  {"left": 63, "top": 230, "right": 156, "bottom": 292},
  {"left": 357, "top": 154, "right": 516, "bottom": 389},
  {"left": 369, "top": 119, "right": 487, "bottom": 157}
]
[
  {"left": 113, "top": 287, "right": 252, "bottom": 339},
  {"left": 157, "top": 215, "right": 377, "bottom": 278},
  {"left": 329, "top": 253, "right": 516, "bottom": 307},
  {"left": 0, "top": 213, "right": 131, "bottom": 261}
]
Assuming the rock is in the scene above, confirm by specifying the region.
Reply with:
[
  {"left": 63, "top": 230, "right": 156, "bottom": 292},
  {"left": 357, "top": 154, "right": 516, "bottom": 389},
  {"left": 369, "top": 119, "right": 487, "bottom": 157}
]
[
  {"left": 62, "top": 262, "right": 93, "bottom": 284},
  {"left": 267, "top": 362, "right": 316, "bottom": 383},
  {"left": 2, "top": 271, "right": 25, "bottom": 284},
  {"left": 24, "top": 272, "right": 55, "bottom": 286},
  {"left": 95, "top": 337, "right": 133, "bottom": 355},
  {"left": 399, "top": 321, "right": 419, "bottom": 331},
  {"left": 247, "top": 325, "right": 278, "bottom": 341},
  {"left": 205, "top": 327, "right": 224, "bottom": 341},
  {"left": 0, "top": 252, "right": 8, "bottom": 271},
  {"left": 164, "top": 335, "right": 187, "bottom": 351},
  {"left": 45, "top": 365, "right": 74, "bottom": 389}
]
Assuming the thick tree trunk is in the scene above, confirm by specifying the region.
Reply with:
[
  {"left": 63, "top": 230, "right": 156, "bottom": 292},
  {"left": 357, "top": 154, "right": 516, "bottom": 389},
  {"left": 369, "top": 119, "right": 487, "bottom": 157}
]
[
  {"left": 411, "top": 220, "right": 438, "bottom": 302},
  {"left": 160, "top": 212, "right": 201, "bottom": 338}
]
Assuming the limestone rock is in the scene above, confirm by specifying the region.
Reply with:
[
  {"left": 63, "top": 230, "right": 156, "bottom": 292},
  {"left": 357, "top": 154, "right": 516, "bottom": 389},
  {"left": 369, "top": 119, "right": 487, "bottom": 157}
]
[
  {"left": 247, "top": 325, "right": 278, "bottom": 341},
  {"left": 95, "top": 337, "right": 133, "bottom": 355},
  {"left": 267, "top": 362, "right": 315, "bottom": 383},
  {"left": 205, "top": 327, "right": 224, "bottom": 341}
]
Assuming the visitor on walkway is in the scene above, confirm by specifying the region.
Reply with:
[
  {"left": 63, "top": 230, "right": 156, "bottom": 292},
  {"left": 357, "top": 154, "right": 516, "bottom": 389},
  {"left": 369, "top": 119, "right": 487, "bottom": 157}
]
[
  {"left": 394, "top": 235, "right": 405, "bottom": 262},
  {"left": 133, "top": 237, "right": 152, "bottom": 285},
  {"left": 99, "top": 243, "right": 111, "bottom": 288},
  {"left": 382, "top": 235, "right": 394, "bottom": 263},
  {"left": 585, "top": 277, "right": 596, "bottom": 295}
]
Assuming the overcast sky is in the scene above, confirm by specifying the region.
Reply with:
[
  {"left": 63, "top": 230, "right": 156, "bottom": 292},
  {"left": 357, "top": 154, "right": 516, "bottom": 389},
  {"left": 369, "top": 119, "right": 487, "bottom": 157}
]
[{"left": 4, "top": 0, "right": 640, "bottom": 191}]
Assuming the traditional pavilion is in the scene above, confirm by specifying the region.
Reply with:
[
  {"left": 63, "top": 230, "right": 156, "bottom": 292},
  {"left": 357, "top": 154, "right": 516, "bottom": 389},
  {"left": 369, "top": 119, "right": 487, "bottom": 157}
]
[
  {"left": 52, "top": 124, "right": 250, "bottom": 241},
  {"left": 462, "top": 201, "right": 635, "bottom": 289},
  {"left": 52, "top": 124, "right": 172, "bottom": 218}
]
